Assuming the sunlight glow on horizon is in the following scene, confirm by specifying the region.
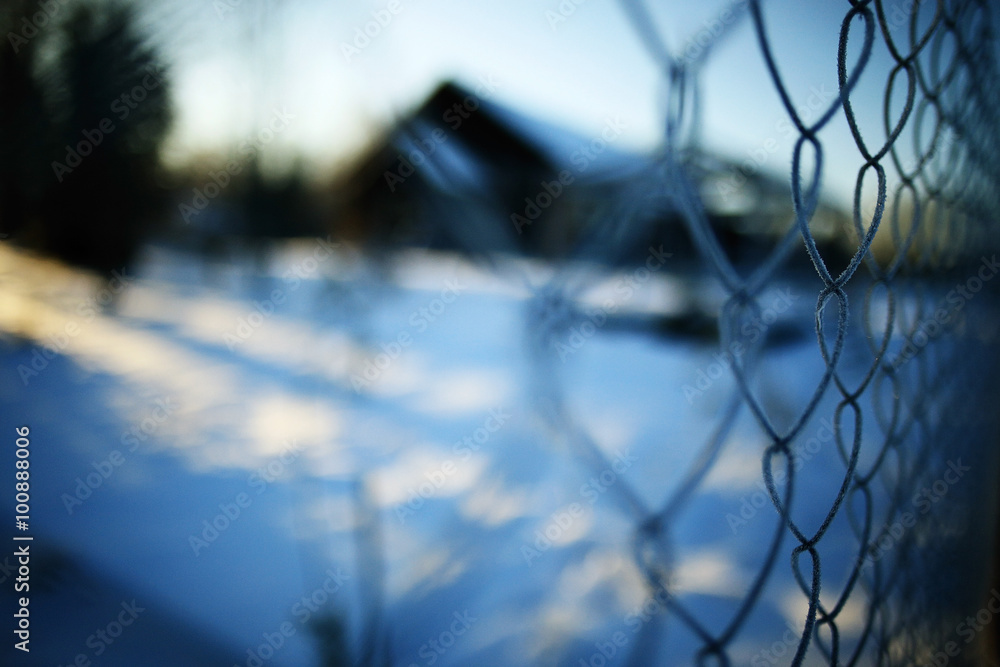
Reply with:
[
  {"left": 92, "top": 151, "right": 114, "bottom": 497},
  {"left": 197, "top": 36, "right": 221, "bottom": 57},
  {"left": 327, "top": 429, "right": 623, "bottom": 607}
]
[{"left": 150, "top": 0, "right": 907, "bottom": 207}]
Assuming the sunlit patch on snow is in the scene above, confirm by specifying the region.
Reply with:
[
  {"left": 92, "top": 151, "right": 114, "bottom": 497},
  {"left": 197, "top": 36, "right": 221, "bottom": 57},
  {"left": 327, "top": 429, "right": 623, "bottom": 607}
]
[
  {"left": 779, "top": 584, "right": 867, "bottom": 639},
  {"left": 701, "top": 442, "right": 768, "bottom": 492},
  {"left": 243, "top": 392, "right": 341, "bottom": 456},
  {"left": 393, "top": 547, "right": 468, "bottom": 599},
  {"left": 374, "top": 447, "right": 487, "bottom": 506},
  {"left": 672, "top": 548, "right": 746, "bottom": 597},
  {"left": 460, "top": 477, "right": 530, "bottom": 526},
  {"left": 405, "top": 368, "right": 514, "bottom": 416}
]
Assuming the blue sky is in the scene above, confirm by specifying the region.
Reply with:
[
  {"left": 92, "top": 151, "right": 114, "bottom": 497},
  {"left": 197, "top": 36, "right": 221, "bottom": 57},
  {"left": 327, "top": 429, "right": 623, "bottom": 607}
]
[{"left": 141, "top": 0, "right": 943, "bottom": 208}]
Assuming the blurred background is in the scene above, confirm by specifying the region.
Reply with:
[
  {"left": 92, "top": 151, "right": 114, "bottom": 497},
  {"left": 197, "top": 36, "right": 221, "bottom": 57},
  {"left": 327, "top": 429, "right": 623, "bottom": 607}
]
[{"left": 2, "top": 0, "right": 1000, "bottom": 665}]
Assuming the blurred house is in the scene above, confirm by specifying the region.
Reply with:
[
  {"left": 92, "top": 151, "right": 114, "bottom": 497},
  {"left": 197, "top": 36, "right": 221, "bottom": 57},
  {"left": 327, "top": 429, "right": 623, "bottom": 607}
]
[
  {"left": 332, "top": 81, "right": 644, "bottom": 259},
  {"left": 333, "top": 80, "right": 852, "bottom": 270}
]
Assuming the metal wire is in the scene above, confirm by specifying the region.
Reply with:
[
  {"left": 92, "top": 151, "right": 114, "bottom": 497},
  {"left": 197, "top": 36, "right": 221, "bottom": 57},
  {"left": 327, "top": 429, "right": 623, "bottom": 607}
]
[
  {"left": 515, "top": 0, "right": 1000, "bottom": 664},
  {"left": 386, "top": 0, "right": 1000, "bottom": 663}
]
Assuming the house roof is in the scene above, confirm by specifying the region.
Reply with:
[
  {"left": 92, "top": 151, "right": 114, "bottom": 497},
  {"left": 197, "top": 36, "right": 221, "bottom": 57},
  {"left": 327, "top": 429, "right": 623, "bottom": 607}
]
[
  {"left": 468, "top": 86, "right": 648, "bottom": 181},
  {"left": 336, "top": 79, "right": 851, "bottom": 253},
  {"left": 342, "top": 80, "right": 650, "bottom": 198}
]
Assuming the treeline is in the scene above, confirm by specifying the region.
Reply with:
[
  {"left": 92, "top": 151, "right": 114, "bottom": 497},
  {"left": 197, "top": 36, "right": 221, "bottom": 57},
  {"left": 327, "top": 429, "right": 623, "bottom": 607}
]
[{"left": 0, "top": 0, "right": 171, "bottom": 273}]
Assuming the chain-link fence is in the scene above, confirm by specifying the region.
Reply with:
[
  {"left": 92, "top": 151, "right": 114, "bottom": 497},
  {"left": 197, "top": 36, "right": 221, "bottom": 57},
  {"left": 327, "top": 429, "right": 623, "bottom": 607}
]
[
  {"left": 398, "top": 0, "right": 1000, "bottom": 664},
  {"left": 3, "top": 0, "right": 1000, "bottom": 665}
]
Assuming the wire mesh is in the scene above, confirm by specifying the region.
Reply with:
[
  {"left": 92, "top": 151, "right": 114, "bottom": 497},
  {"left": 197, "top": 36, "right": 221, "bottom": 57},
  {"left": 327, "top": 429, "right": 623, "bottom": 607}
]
[{"left": 409, "top": 0, "right": 1000, "bottom": 664}]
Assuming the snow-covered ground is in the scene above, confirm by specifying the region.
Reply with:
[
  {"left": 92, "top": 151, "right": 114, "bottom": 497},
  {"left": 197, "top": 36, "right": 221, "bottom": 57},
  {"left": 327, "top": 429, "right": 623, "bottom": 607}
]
[{"left": 0, "top": 239, "right": 995, "bottom": 666}]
